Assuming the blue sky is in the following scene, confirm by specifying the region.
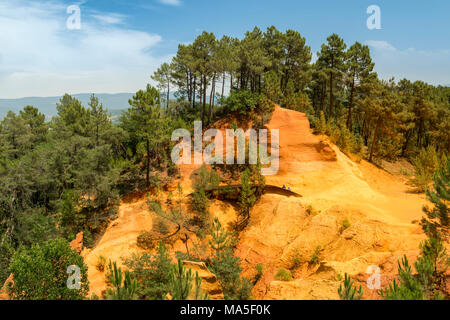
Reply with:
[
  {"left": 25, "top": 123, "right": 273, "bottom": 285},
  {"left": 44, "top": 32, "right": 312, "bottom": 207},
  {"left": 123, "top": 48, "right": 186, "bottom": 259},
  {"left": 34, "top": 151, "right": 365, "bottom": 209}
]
[{"left": 0, "top": 0, "right": 449, "bottom": 98}]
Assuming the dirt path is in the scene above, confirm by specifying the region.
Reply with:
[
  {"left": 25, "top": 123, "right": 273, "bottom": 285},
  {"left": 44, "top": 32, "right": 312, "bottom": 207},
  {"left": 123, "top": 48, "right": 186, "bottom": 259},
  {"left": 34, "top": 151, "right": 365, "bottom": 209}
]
[{"left": 265, "top": 106, "right": 426, "bottom": 226}]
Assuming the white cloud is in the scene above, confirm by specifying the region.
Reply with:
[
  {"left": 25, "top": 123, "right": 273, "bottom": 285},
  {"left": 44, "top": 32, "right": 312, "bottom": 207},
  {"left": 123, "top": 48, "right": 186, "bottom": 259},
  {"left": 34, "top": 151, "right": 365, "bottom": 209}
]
[
  {"left": 157, "top": 0, "right": 182, "bottom": 6},
  {"left": 364, "top": 40, "right": 396, "bottom": 52},
  {"left": 365, "top": 40, "right": 450, "bottom": 85},
  {"left": 0, "top": 0, "right": 172, "bottom": 98},
  {"left": 91, "top": 13, "right": 126, "bottom": 25}
]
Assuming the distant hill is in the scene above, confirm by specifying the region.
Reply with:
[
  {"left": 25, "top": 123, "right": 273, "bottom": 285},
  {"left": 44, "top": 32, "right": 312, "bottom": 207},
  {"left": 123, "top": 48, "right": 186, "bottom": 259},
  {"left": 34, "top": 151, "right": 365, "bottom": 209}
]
[{"left": 0, "top": 93, "right": 133, "bottom": 120}]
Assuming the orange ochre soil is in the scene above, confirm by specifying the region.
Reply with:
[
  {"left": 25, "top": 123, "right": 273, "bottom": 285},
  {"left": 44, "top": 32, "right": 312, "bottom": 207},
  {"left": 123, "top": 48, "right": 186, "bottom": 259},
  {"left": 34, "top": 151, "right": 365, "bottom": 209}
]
[{"left": 82, "top": 106, "right": 435, "bottom": 300}]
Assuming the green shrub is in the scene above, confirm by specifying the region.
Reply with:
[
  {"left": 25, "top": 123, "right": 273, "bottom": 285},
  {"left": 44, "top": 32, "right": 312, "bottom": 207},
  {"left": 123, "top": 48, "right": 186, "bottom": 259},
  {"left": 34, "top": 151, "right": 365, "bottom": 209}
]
[
  {"left": 310, "top": 246, "right": 322, "bottom": 265},
  {"left": 224, "top": 90, "right": 260, "bottom": 115},
  {"left": 274, "top": 268, "right": 293, "bottom": 281},
  {"left": 306, "top": 205, "right": 319, "bottom": 216},
  {"left": 341, "top": 219, "right": 351, "bottom": 231},
  {"left": 155, "top": 218, "right": 170, "bottom": 235},
  {"left": 137, "top": 231, "right": 157, "bottom": 250},
  {"left": 289, "top": 250, "right": 303, "bottom": 270},
  {"left": 254, "top": 263, "right": 264, "bottom": 282},
  {"left": 96, "top": 255, "right": 107, "bottom": 272}
]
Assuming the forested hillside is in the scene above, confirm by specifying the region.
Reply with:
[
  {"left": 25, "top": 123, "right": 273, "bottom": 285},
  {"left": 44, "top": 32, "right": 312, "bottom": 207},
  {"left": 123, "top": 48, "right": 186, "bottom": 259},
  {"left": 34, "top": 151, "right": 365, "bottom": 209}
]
[{"left": 0, "top": 26, "right": 448, "bottom": 300}]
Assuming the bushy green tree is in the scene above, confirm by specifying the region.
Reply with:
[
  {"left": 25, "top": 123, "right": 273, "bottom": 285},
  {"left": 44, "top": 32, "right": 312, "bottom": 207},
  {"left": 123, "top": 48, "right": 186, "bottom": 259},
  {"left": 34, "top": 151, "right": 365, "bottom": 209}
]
[
  {"left": 410, "top": 147, "right": 444, "bottom": 192},
  {"left": 124, "top": 242, "right": 172, "bottom": 300},
  {"left": 9, "top": 238, "right": 89, "bottom": 300},
  {"left": 120, "top": 85, "right": 171, "bottom": 187},
  {"left": 208, "top": 218, "right": 252, "bottom": 300}
]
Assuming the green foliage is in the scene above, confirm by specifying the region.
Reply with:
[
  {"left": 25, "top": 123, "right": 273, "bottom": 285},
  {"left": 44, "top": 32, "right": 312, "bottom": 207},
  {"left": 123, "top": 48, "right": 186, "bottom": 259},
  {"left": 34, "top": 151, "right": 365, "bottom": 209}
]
[
  {"left": 305, "top": 205, "right": 319, "bottom": 216},
  {"left": 96, "top": 255, "right": 107, "bottom": 272},
  {"left": 191, "top": 166, "right": 220, "bottom": 229},
  {"left": 314, "top": 111, "right": 327, "bottom": 135},
  {"left": 1, "top": 25, "right": 449, "bottom": 301},
  {"left": 310, "top": 246, "right": 322, "bottom": 265},
  {"left": 209, "top": 218, "right": 235, "bottom": 252},
  {"left": 381, "top": 238, "right": 448, "bottom": 300},
  {"left": 274, "top": 268, "right": 292, "bottom": 281},
  {"left": 382, "top": 156, "right": 449, "bottom": 300},
  {"left": 9, "top": 238, "right": 89, "bottom": 300},
  {"left": 338, "top": 273, "right": 363, "bottom": 300},
  {"left": 341, "top": 219, "right": 351, "bottom": 231},
  {"left": 168, "top": 259, "right": 208, "bottom": 300},
  {"left": 410, "top": 146, "right": 443, "bottom": 192},
  {"left": 421, "top": 157, "right": 449, "bottom": 240},
  {"left": 254, "top": 264, "right": 264, "bottom": 283},
  {"left": 224, "top": 90, "right": 260, "bottom": 115},
  {"left": 238, "top": 168, "right": 259, "bottom": 221},
  {"left": 125, "top": 242, "right": 172, "bottom": 300},
  {"left": 208, "top": 217, "right": 252, "bottom": 300},
  {"left": 120, "top": 85, "right": 172, "bottom": 187},
  {"left": 289, "top": 249, "right": 303, "bottom": 270},
  {"left": 106, "top": 261, "right": 138, "bottom": 300}
]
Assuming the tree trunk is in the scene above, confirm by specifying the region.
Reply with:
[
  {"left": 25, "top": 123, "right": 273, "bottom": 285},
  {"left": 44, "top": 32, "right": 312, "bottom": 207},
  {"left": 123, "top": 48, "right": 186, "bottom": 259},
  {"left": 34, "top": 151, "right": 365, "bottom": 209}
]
[
  {"left": 166, "top": 83, "right": 170, "bottom": 110},
  {"left": 187, "top": 71, "right": 191, "bottom": 104},
  {"left": 192, "top": 75, "right": 197, "bottom": 109},
  {"left": 328, "top": 71, "right": 333, "bottom": 119},
  {"left": 208, "top": 73, "right": 216, "bottom": 124},
  {"left": 369, "top": 118, "right": 381, "bottom": 162},
  {"left": 221, "top": 72, "right": 225, "bottom": 100},
  {"left": 320, "top": 81, "right": 326, "bottom": 112},
  {"left": 146, "top": 138, "right": 150, "bottom": 187},
  {"left": 346, "top": 78, "right": 355, "bottom": 130},
  {"left": 230, "top": 73, "right": 233, "bottom": 93},
  {"left": 202, "top": 74, "right": 207, "bottom": 124}
]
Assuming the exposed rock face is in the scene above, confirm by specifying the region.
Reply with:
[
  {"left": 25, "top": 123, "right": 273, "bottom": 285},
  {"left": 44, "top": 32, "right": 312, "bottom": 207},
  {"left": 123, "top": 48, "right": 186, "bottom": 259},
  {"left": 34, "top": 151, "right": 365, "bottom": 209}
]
[
  {"left": 0, "top": 273, "right": 13, "bottom": 300},
  {"left": 70, "top": 232, "right": 84, "bottom": 254},
  {"left": 80, "top": 105, "right": 430, "bottom": 301},
  {"left": 235, "top": 193, "right": 425, "bottom": 299},
  {"left": 183, "top": 261, "right": 224, "bottom": 300}
]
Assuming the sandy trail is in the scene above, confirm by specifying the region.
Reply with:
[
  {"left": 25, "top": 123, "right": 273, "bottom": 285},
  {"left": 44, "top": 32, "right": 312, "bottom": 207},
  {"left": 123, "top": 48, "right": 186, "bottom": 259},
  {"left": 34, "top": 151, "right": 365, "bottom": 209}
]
[{"left": 265, "top": 106, "right": 426, "bottom": 226}]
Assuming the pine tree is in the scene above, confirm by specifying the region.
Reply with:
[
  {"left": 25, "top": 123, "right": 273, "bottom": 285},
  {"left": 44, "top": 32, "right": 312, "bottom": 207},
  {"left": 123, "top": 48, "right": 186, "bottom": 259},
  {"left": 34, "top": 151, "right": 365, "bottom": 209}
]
[
  {"left": 381, "top": 160, "right": 449, "bottom": 300},
  {"left": 120, "top": 85, "right": 171, "bottom": 187},
  {"left": 208, "top": 219, "right": 252, "bottom": 300},
  {"left": 124, "top": 242, "right": 172, "bottom": 300},
  {"left": 168, "top": 259, "right": 208, "bottom": 300},
  {"left": 106, "top": 261, "right": 138, "bottom": 300},
  {"left": 421, "top": 157, "right": 449, "bottom": 242},
  {"left": 152, "top": 62, "right": 174, "bottom": 110},
  {"left": 238, "top": 168, "right": 257, "bottom": 221},
  {"left": 344, "top": 42, "right": 374, "bottom": 130},
  {"left": 380, "top": 240, "right": 447, "bottom": 301},
  {"left": 338, "top": 273, "right": 363, "bottom": 300},
  {"left": 316, "top": 34, "right": 347, "bottom": 120}
]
